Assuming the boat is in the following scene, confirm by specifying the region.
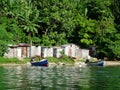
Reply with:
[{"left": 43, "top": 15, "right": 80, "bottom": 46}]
[
  {"left": 86, "top": 61, "right": 104, "bottom": 66},
  {"left": 30, "top": 59, "right": 48, "bottom": 66}
]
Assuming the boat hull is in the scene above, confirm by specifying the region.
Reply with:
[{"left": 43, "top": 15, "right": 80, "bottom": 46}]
[
  {"left": 86, "top": 61, "right": 104, "bottom": 66},
  {"left": 31, "top": 60, "right": 48, "bottom": 66}
]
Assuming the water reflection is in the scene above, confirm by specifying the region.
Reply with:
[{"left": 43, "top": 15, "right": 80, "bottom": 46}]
[
  {"left": 27, "top": 66, "right": 91, "bottom": 90},
  {"left": 0, "top": 65, "right": 91, "bottom": 90},
  {"left": 1, "top": 65, "right": 120, "bottom": 90}
]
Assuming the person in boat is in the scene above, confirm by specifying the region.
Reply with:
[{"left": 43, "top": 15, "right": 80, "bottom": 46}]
[
  {"left": 30, "top": 57, "right": 35, "bottom": 63},
  {"left": 85, "top": 55, "right": 91, "bottom": 63}
]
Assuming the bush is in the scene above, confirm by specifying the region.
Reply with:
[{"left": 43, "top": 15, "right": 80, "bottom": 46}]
[{"left": 0, "top": 41, "right": 8, "bottom": 57}]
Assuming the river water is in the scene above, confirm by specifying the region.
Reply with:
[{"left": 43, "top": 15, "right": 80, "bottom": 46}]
[{"left": 0, "top": 65, "right": 120, "bottom": 90}]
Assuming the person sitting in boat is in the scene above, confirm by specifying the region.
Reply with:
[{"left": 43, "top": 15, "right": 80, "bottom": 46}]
[
  {"left": 85, "top": 55, "right": 91, "bottom": 63},
  {"left": 30, "top": 57, "right": 35, "bottom": 63}
]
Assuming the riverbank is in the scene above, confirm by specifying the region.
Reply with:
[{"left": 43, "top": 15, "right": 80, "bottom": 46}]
[
  {"left": 49, "top": 61, "right": 120, "bottom": 67},
  {"left": 104, "top": 61, "right": 120, "bottom": 66},
  {"left": 0, "top": 57, "right": 120, "bottom": 67},
  {"left": 1, "top": 61, "right": 120, "bottom": 67}
]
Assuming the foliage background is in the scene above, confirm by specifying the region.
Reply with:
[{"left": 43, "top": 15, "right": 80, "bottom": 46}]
[{"left": 0, "top": 0, "right": 120, "bottom": 59}]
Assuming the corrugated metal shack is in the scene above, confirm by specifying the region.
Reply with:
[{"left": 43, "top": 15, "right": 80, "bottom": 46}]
[
  {"left": 61, "top": 44, "right": 82, "bottom": 58},
  {"left": 4, "top": 44, "right": 30, "bottom": 59},
  {"left": 41, "top": 47, "right": 53, "bottom": 58},
  {"left": 4, "top": 43, "right": 89, "bottom": 59},
  {"left": 53, "top": 47, "right": 63, "bottom": 58},
  {"left": 31, "top": 46, "right": 41, "bottom": 57}
]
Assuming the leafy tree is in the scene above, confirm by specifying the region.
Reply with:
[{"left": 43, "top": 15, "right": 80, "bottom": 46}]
[
  {"left": 18, "top": 0, "right": 40, "bottom": 43},
  {"left": 74, "top": 17, "right": 96, "bottom": 48},
  {"left": 110, "top": 0, "right": 120, "bottom": 25},
  {"left": 109, "top": 0, "right": 120, "bottom": 59},
  {"left": 1, "top": 0, "right": 120, "bottom": 59},
  {"left": 0, "top": 18, "right": 12, "bottom": 56},
  {"left": 0, "top": 0, "right": 27, "bottom": 43},
  {"left": 108, "top": 40, "right": 120, "bottom": 59}
]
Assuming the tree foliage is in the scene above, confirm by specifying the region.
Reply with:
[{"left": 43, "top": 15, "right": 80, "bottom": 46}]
[{"left": 0, "top": 0, "right": 120, "bottom": 59}]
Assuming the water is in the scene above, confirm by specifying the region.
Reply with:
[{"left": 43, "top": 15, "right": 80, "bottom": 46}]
[{"left": 0, "top": 65, "right": 120, "bottom": 90}]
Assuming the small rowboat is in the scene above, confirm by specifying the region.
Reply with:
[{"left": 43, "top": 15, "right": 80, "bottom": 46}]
[
  {"left": 86, "top": 61, "right": 104, "bottom": 66},
  {"left": 30, "top": 59, "right": 48, "bottom": 66}
]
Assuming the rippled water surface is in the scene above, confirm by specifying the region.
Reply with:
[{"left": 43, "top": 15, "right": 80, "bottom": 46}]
[{"left": 0, "top": 65, "right": 120, "bottom": 90}]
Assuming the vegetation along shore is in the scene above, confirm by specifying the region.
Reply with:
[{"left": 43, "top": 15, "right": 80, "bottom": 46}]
[{"left": 1, "top": 56, "right": 120, "bottom": 67}]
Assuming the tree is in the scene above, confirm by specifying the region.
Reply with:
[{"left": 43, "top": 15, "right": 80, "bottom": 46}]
[
  {"left": 18, "top": 0, "right": 40, "bottom": 42},
  {"left": 0, "top": 0, "right": 120, "bottom": 59},
  {"left": 0, "top": 17, "right": 13, "bottom": 56}
]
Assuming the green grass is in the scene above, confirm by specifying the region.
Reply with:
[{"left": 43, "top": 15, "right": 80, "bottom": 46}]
[
  {"left": 0, "top": 57, "right": 30, "bottom": 64},
  {"left": 46, "top": 56, "right": 74, "bottom": 64},
  {"left": 0, "top": 55, "right": 85, "bottom": 64}
]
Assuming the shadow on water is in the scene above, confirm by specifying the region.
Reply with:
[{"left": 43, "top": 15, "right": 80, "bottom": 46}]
[{"left": 0, "top": 65, "right": 120, "bottom": 90}]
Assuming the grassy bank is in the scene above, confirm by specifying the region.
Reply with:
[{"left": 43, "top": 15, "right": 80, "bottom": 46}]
[
  {"left": 0, "top": 57, "right": 30, "bottom": 64},
  {"left": 47, "top": 57, "right": 74, "bottom": 64},
  {"left": 34, "top": 55, "right": 75, "bottom": 64},
  {"left": 0, "top": 55, "right": 76, "bottom": 64},
  {"left": 0, "top": 56, "right": 98, "bottom": 65}
]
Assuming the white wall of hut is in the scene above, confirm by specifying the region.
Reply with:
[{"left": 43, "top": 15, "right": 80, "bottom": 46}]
[{"left": 4, "top": 44, "right": 89, "bottom": 59}]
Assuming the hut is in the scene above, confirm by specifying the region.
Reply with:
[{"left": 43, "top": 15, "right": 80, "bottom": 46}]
[
  {"left": 41, "top": 47, "right": 53, "bottom": 58},
  {"left": 61, "top": 44, "right": 82, "bottom": 58},
  {"left": 31, "top": 46, "right": 41, "bottom": 57},
  {"left": 53, "top": 47, "right": 63, "bottom": 58},
  {"left": 4, "top": 43, "right": 90, "bottom": 59},
  {"left": 80, "top": 49, "right": 89, "bottom": 58},
  {"left": 4, "top": 43, "right": 30, "bottom": 59}
]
